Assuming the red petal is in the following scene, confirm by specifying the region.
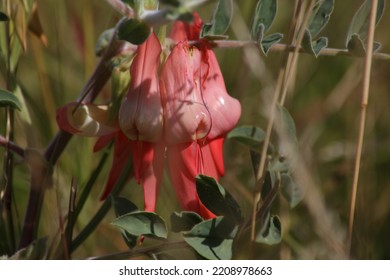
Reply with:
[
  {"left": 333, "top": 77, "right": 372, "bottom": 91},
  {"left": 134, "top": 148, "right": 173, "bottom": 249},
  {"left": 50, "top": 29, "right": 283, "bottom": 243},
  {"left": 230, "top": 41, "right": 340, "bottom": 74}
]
[
  {"left": 160, "top": 43, "right": 211, "bottom": 144},
  {"left": 99, "top": 132, "right": 132, "bottom": 200},
  {"left": 205, "top": 137, "right": 225, "bottom": 177},
  {"left": 119, "top": 33, "right": 163, "bottom": 142},
  {"left": 170, "top": 12, "right": 203, "bottom": 41},
  {"left": 93, "top": 133, "right": 116, "bottom": 152}
]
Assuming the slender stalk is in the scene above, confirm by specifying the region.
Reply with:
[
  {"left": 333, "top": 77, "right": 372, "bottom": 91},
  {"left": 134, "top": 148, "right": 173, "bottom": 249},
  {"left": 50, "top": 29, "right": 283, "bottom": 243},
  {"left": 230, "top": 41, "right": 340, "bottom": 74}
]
[
  {"left": 249, "top": 0, "right": 316, "bottom": 240},
  {"left": 1, "top": 3, "right": 16, "bottom": 253},
  {"left": 347, "top": 0, "right": 378, "bottom": 257}
]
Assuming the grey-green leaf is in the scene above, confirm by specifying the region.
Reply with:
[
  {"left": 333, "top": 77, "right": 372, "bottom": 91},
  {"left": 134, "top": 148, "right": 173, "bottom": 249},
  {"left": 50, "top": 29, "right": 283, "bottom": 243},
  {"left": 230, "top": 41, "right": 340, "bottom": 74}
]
[
  {"left": 276, "top": 105, "right": 298, "bottom": 163},
  {"left": 302, "top": 29, "right": 328, "bottom": 57},
  {"left": 200, "top": 0, "right": 233, "bottom": 38},
  {"left": 170, "top": 211, "right": 203, "bottom": 233},
  {"left": 251, "top": 0, "right": 277, "bottom": 40},
  {"left": 346, "top": 0, "right": 385, "bottom": 46},
  {"left": 307, "top": 0, "right": 334, "bottom": 37},
  {"left": 280, "top": 173, "right": 305, "bottom": 208},
  {"left": 196, "top": 175, "right": 242, "bottom": 223},
  {"left": 227, "top": 125, "right": 266, "bottom": 151},
  {"left": 111, "top": 211, "right": 167, "bottom": 239},
  {"left": 347, "top": 33, "right": 382, "bottom": 56},
  {"left": 117, "top": 18, "right": 151, "bottom": 45},
  {"left": 0, "top": 89, "right": 22, "bottom": 111},
  {"left": 255, "top": 215, "right": 282, "bottom": 245},
  {"left": 261, "top": 33, "right": 283, "bottom": 55},
  {"left": 183, "top": 216, "right": 237, "bottom": 260}
]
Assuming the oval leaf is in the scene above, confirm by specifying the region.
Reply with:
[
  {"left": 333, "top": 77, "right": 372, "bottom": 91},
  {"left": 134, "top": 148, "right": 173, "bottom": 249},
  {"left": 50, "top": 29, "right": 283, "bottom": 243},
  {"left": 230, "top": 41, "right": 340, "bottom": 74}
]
[
  {"left": 183, "top": 216, "right": 237, "bottom": 260},
  {"left": 227, "top": 125, "right": 266, "bottom": 151},
  {"left": 196, "top": 175, "right": 242, "bottom": 223},
  {"left": 200, "top": 0, "right": 233, "bottom": 38},
  {"left": 255, "top": 215, "right": 282, "bottom": 245},
  {"left": 170, "top": 211, "right": 203, "bottom": 233},
  {"left": 276, "top": 105, "right": 298, "bottom": 168},
  {"left": 118, "top": 18, "right": 151, "bottom": 45},
  {"left": 111, "top": 211, "right": 167, "bottom": 239},
  {"left": 346, "top": 0, "right": 385, "bottom": 46},
  {"left": 280, "top": 173, "right": 305, "bottom": 208},
  {"left": 251, "top": 0, "right": 278, "bottom": 40},
  {"left": 307, "top": 0, "right": 334, "bottom": 37},
  {"left": 261, "top": 32, "right": 283, "bottom": 55},
  {"left": 0, "top": 89, "right": 22, "bottom": 111}
]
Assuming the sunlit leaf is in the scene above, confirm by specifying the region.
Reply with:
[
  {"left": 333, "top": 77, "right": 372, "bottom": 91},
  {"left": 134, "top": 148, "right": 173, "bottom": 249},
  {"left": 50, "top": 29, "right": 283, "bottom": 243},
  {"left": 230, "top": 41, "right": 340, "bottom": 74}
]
[
  {"left": 227, "top": 125, "right": 266, "bottom": 151},
  {"left": 308, "top": 0, "right": 334, "bottom": 37},
  {"left": 111, "top": 211, "right": 167, "bottom": 239},
  {"left": 196, "top": 175, "right": 242, "bottom": 223},
  {"left": 183, "top": 216, "right": 237, "bottom": 260},
  {"left": 346, "top": 0, "right": 385, "bottom": 46},
  {"left": 0, "top": 89, "right": 22, "bottom": 111},
  {"left": 255, "top": 215, "right": 282, "bottom": 245},
  {"left": 251, "top": 0, "right": 277, "bottom": 40},
  {"left": 118, "top": 18, "right": 151, "bottom": 45},
  {"left": 280, "top": 173, "right": 305, "bottom": 208},
  {"left": 200, "top": 0, "right": 233, "bottom": 38},
  {"left": 170, "top": 211, "right": 203, "bottom": 232}
]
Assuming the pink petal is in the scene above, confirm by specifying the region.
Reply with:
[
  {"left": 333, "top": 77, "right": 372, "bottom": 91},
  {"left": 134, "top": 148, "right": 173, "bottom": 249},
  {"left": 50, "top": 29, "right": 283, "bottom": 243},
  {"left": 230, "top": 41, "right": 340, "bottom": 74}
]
[
  {"left": 201, "top": 47, "right": 241, "bottom": 139},
  {"left": 160, "top": 42, "right": 211, "bottom": 144},
  {"left": 119, "top": 32, "right": 163, "bottom": 142}
]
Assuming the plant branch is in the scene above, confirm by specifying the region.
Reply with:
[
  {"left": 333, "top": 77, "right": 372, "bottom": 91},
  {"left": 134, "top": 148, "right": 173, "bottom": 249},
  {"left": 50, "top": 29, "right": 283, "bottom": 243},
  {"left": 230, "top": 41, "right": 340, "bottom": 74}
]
[
  {"left": 347, "top": 0, "right": 378, "bottom": 257},
  {"left": 88, "top": 240, "right": 190, "bottom": 260}
]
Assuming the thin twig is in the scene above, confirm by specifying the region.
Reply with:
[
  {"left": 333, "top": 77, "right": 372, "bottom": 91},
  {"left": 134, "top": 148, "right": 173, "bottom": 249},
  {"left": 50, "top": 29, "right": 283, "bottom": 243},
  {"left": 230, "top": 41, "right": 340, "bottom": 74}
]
[
  {"left": 88, "top": 240, "right": 190, "bottom": 260},
  {"left": 347, "top": 0, "right": 378, "bottom": 257}
]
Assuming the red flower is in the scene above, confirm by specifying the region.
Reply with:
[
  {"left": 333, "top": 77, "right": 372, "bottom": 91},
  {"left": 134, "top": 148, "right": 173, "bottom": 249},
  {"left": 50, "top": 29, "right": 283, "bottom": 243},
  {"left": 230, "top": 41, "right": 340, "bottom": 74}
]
[{"left": 56, "top": 14, "right": 241, "bottom": 219}]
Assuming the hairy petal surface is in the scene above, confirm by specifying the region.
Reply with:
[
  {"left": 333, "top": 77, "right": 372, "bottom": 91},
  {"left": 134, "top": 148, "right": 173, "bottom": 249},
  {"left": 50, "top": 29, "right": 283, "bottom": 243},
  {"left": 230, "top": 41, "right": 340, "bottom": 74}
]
[{"left": 119, "top": 32, "right": 163, "bottom": 142}]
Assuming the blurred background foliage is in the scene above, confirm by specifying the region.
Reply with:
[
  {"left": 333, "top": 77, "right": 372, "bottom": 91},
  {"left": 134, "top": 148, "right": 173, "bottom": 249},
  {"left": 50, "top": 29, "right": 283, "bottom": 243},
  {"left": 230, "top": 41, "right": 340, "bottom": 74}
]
[{"left": 1, "top": 0, "right": 390, "bottom": 259}]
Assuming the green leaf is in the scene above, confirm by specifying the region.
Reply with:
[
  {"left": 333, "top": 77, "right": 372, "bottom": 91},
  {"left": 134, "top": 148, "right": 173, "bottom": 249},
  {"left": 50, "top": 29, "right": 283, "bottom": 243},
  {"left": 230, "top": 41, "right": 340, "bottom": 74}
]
[
  {"left": 227, "top": 125, "right": 266, "bottom": 151},
  {"left": 0, "top": 11, "right": 9, "bottom": 21},
  {"left": 260, "top": 32, "right": 283, "bottom": 55},
  {"left": 170, "top": 211, "right": 203, "bottom": 232},
  {"left": 183, "top": 216, "right": 237, "bottom": 260},
  {"left": 346, "top": 0, "right": 385, "bottom": 46},
  {"left": 111, "top": 211, "right": 168, "bottom": 239},
  {"left": 0, "top": 89, "right": 22, "bottom": 111},
  {"left": 280, "top": 173, "right": 305, "bottom": 208},
  {"left": 196, "top": 175, "right": 242, "bottom": 223},
  {"left": 307, "top": 0, "right": 334, "bottom": 37},
  {"left": 111, "top": 196, "right": 139, "bottom": 248},
  {"left": 251, "top": 0, "right": 277, "bottom": 40},
  {"left": 200, "top": 0, "right": 233, "bottom": 38},
  {"left": 276, "top": 105, "right": 298, "bottom": 169},
  {"left": 117, "top": 18, "right": 151, "bottom": 45},
  {"left": 302, "top": 29, "right": 328, "bottom": 57},
  {"left": 255, "top": 215, "right": 282, "bottom": 245}
]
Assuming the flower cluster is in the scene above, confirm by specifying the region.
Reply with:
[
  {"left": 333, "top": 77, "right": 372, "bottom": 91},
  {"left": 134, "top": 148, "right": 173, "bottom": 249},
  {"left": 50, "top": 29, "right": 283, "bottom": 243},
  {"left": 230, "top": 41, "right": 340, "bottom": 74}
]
[{"left": 57, "top": 14, "right": 241, "bottom": 219}]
